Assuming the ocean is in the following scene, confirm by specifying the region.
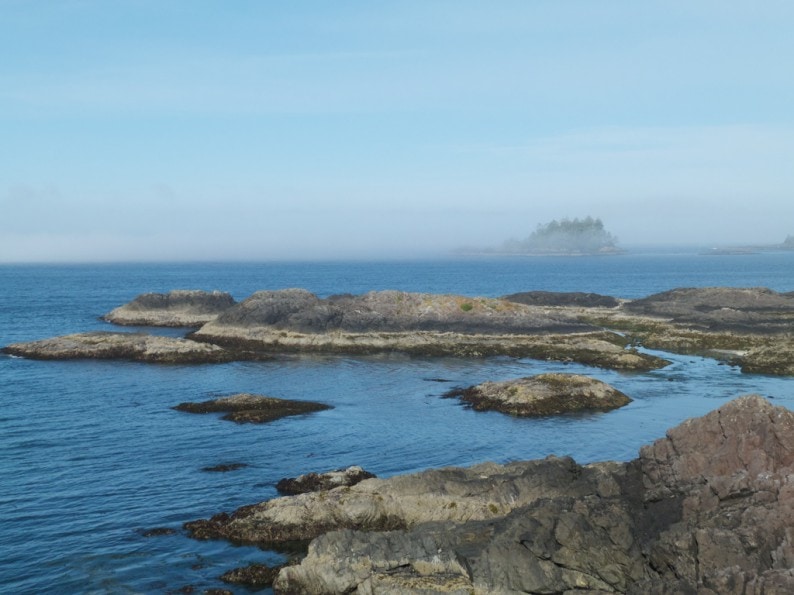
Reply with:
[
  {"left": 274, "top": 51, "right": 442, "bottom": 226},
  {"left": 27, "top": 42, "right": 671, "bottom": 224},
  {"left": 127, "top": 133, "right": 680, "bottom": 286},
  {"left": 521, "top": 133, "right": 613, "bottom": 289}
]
[{"left": 2, "top": 250, "right": 794, "bottom": 594}]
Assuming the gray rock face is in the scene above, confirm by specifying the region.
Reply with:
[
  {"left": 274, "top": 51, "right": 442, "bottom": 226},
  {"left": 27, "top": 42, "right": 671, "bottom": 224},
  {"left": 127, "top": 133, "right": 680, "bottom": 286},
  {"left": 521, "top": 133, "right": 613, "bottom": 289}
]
[
  {"left": 1, "top": 331, "right": 233, "bottom": 364},
  {"left": 445, "top": 373, "right": 632, "bottom": 416},
  {"left": 503, "top": 290, "right": 620, "bottom": 308},
  {"left": 210, "top": 289, "right": 594, "bottom": 334},
  {"left": 104, "top": 290, "right": 236, "bottom": 327},
  {"left": 185, "top": 395, "right": 794, "bottom": 594},
  {"left": 623, "top": 287, "right": 794, "bottom": 333}
]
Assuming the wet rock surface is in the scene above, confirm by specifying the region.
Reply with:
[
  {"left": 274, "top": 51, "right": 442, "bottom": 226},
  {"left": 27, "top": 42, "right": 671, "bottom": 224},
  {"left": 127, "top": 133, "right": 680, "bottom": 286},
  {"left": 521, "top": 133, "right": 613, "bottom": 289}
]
[
  {"left": 186, "top": 396, "right": 794, "bottom": 594},
  {"left": 445, "top": 373, "right": 632, "bottom": 416},
  {"left": 276, "top": 466, "right": 377, "bottom": 495},
  {"left": 173, "top": 393, "right": 331, "bottom": 424},
  {"left": 104, "top": 290, "right": 236, "bottom": 327},
  {"left": 219, "top": 562, "right": 283, "bottom": 589},
  {"left": 1, "top": 331, "right": 234, "bottom": 364}
]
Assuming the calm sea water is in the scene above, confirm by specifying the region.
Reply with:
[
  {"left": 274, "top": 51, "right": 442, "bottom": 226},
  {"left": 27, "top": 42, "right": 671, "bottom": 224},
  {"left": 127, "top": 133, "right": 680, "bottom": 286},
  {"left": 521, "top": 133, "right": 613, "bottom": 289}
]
[{"left": 2, "top": 251, "right": 794, "bottom": 594}]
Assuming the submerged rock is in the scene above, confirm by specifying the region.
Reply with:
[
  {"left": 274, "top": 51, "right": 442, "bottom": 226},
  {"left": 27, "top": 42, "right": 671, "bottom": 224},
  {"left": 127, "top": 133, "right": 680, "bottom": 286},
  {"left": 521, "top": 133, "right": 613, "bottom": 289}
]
[
  {"left": 186, "top": 395, "right": 794, "bottom": 594},
  {"left": 202, "top": 463, "right": 249, "bottom": 473},
  {"left": 104, "top": 290, "right": 236, "bottom": 327},
  {"left": 1, "top": 331, "right": 234, "bottom": 364},
  {"left": 173, "top": 393, "right": 331, "bottom": 424},
  {"left": 276, "top": 466, "right": 376, "bottom": 495},
  {"left": 445, "top": 373, "right": 632, "bottom": 416}
]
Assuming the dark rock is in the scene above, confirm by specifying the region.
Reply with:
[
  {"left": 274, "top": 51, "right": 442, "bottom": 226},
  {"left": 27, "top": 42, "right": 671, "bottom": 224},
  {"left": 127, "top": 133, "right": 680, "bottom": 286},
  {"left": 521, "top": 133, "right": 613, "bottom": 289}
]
[
  {"left": 202, "top": 463, "right": 249, "bottom": 473},
  {"left": 220, "top": 563, "right": 282, "bottom": 589},
  {"left": 503, "top": 290, "right": 620, "bottom": 308},
  {"left": 1, "top": 332, "right": 234, "bottom": 364},
  {"left": 140, "top": 527, "right": 177, "bottom": 537},
  {"left": 104, "top": 290, "right": 236, "bottom": 327},
  {"left": 276, "top": 466, "right": 376, "bottom": 495},
  {"left": 173, "top": 393, "right": 331, "bottom": 424},
  {"left": 445, "top": 373, "right": 632, "bottom": 416},
  {"left": 623, "top": 287, "right": 794, "bottom": 333}
]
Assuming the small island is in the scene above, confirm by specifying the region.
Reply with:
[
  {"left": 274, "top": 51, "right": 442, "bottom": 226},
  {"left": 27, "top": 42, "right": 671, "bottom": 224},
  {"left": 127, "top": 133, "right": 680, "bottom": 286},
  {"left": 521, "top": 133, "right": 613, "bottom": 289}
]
[{"left": 498, "top": 216, "right": 622, "bottom": 256}]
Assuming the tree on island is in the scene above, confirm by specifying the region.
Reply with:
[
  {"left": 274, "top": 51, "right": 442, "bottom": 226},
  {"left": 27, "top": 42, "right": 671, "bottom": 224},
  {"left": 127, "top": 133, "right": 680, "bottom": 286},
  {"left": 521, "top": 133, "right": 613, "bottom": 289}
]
[
  {"left": 502, "top": 217, "right": 620, "bottom": 255},
  {"left": 783, "top": 235, "right": 794, "bottom": 249}
]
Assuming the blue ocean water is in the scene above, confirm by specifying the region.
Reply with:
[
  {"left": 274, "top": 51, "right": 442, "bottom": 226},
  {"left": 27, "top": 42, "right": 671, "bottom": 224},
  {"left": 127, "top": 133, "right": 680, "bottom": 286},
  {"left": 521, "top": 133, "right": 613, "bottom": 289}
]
[{"left": 2, "top": 251, "right": 794, "bottom": 594}]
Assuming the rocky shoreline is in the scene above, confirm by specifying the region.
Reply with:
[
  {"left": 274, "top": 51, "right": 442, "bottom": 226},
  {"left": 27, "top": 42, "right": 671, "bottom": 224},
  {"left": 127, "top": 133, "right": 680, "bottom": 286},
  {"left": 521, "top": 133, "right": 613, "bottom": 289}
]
[
  {"left": 185, "top": 395, "right": 794, "bottom": 594},
  {"left": 6, "top": 285, "right": 794, "bottom": 374}
]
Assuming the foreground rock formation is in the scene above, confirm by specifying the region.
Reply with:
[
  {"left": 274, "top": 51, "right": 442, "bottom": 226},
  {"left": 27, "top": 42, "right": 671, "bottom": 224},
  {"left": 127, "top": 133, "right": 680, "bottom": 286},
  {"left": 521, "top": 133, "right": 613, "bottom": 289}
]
[
  {"left": 1, "top": 331, "right": 234, "bottom": 364},
  {"left": 103, "top": 290, "right": 236, "bottom": 327},
  {"left": 445, "top": 373, "right": 632, "bottom": 416},
  {"left": 173, "top": 393, "right": 331, "bottom": 424},
  {"left": 185, "top": 395, "right": 794, "bottom": 594}
]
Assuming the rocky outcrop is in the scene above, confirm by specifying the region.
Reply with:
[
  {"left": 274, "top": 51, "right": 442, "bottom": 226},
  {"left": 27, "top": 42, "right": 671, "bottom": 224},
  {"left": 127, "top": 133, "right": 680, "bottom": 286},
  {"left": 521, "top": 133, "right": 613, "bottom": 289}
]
[
  {"left": 104, "top": 290, "right": 236, "bottom": 327},
  {"left": 740, "top": 342, "right": 794, "bottom": 375},
  {"left": 185, "top": 396, "right": 794, "bottom": 594},
  {"left": 201, "top": 289, "right": 595, "bottom": 334},
  {"left": 187, "top": 290, "right": 667, "bottom": 370},
  {"left": 445, "top": 373, "right": 632, "bottom": 416},
  {"left": 276, "top": 466, "right": 377, "bottom": 495},
  {"left": 1, "top": 331, "right": 234, "bottom": 364},
  {"left": 173, "top": 393, "right": 331, "bottom": 424},
  {"left": 622, "top": 287, "right": 794, "bottom": 334},
  {"left": 503, "top": 290, "right": 620, "bottom": 308}
]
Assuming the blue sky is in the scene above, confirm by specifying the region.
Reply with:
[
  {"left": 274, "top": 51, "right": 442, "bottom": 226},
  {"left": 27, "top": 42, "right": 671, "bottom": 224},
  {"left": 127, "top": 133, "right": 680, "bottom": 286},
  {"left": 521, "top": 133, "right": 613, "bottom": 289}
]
[{"left": 2, "top": 1, "right": 793, "bottom": 261}]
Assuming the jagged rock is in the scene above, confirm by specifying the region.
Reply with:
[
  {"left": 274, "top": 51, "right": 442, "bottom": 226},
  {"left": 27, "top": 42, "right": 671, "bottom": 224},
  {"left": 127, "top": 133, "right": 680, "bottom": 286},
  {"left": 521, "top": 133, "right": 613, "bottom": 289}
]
[
  {"left": 276, "top": 466, "right": 376, "bottom": 495},
  {"left": 103, "top": 290, "right": 236, "bottom": 327},
  {"left": 1, "top": 331, "right": 233, "bottom": 364},
  {"left": 173, "top": 393, "right": 331, "bottom": 424},
  {"left": 185, "top": 395, "right": 794, "bottom": 594},
  {"left": 503, "top": 290, "right": 620, "bottom": 308},
  {"left": 445, "top": 373, "right": 632, "bottom": 416}
]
